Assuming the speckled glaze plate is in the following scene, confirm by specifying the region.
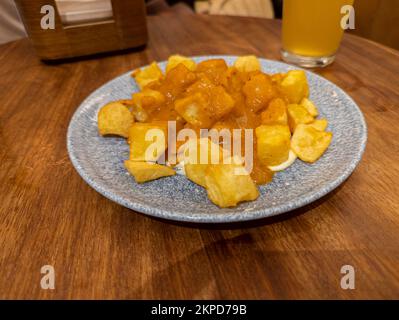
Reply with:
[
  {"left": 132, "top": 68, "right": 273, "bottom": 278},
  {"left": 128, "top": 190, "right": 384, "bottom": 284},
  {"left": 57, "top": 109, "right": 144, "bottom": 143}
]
[{"left": 67, "top": 56, "right": 367, "bottom": 223}]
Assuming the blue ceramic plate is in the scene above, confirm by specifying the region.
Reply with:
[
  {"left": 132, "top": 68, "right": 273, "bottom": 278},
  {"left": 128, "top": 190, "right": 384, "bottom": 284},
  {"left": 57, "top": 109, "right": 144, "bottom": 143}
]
[{"left": 67, "top": 56, "right": 367, "bottom": 223}]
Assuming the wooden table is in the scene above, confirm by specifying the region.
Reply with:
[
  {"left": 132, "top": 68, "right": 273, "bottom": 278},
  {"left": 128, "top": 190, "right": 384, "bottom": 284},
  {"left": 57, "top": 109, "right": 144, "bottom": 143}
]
[{"left": 1, "top": 13, "right": 398, "bottom": 299}]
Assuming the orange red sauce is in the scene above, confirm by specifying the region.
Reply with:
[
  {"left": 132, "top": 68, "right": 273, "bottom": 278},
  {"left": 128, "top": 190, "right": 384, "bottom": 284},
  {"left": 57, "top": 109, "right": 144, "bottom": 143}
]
[{"left": 139, "top": 59, "right": 288, "bottom": 185}]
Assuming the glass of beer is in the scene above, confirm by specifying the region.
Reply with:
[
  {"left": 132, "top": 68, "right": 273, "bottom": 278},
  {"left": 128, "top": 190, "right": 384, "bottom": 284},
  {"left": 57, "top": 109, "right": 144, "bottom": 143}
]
[{"left": 282, "top": 0, "right": 354, "bottom": 68}]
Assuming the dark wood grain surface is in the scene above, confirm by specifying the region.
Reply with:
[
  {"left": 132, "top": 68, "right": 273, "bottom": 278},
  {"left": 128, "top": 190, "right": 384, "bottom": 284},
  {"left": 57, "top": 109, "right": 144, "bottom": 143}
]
[
  {"left": 14, "top": 0, "right": 148, "bottom": 60},
  {"left": 0, "top": 13, "right": 398, "bottom": 299}
]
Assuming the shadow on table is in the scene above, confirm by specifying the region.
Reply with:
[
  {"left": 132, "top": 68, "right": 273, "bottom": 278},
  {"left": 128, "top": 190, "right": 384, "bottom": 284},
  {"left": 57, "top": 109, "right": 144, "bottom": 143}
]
[
  {"left": 41, "top": 45, "right": 147, "bottom": 65},
  {"left": 145, "top": 181, "right": 345, "bottom": 230},
  {"left": 124, "top": 182, "right": 347, "bottom": 298}
]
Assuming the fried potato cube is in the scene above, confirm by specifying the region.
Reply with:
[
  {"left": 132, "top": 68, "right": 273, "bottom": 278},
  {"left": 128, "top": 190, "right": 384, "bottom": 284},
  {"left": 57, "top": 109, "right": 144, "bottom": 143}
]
[
  {"left": 181, "top": 137, "right": 225, "bottom": 164},
  {"left": 307, "top": 119, "right": 328, "bottom": 131},
  {"left": 98, "top": 102, "right": 134, "bottom": 138},
  {"left": 271, "top": 73, "right": 285, "bottom": 85},
  {"left": 256, "top": 125, "right": 291, "bottom": 166},
  {"left": 197, "top": 59, "right": 228, "bottom": 71},
  {"left": 300, "top": 98, "right": 318, "bottom": 117},
  {"left": 186, "top": 74, "right": 215, "bottom": 94},
  {"left": 261, "top": 98, "right": 288, "bottom": 125},
  {"left": 183, "top": 138, "right": 226, "bottom": 187},
  {"left": 166, "top": 55, "right": 196, "bottom": 73},
  {"left": 125, "top": 161, "right": 175, "bottom": 183},
  {"left": 234, "top": 55, "right": 261, "bottom": 73},
  {"left": 131, "top": 89, "right": 165, "bottom": 122},
  {"left": 291, "top": 124, "right": 332, "bottom": 163},
  {"left": 175, "top": 92, "right": 212, "bottom": 127},
  {"left": 209, "top": 85, "right": 235, "bottom": 119},
  {"left": 162, "top": 64, "right": 197, "bottom": 101},
  {"left": 165, "top": 63, "right": 197, "bottom": 87},
  {"left": 204, "top": 162, "right": 259, "bottom": 208},
  {"left": 287, "top": 104, "right": 314, "bottom": 132},
  {"left": 225, "top": 67, "right": 246, "bottom": 93},
  {"left": 175, "top": 86, "right": 234, "bottom": 128},
  {"left": 132, "top": 62, "right": 163, "bottom": 90},
  {"left": 196, "top": 59, "right": 228, "bottom": 86},
  {"left": 243, "top": 73, "right": 277, "bottom": 112},
  {"left": 133, "top": 89, "right": 165, "bottom": 108},
  {"left": 280, "top": 70, "right": 309, "bottom": 103},
  {"left": 185, "top": 164, "right": 208, "bottom": 187},
  {"left": 128, "top": 122, "right": 168, "bottom": 162},
  {"left": 211, "top": 120, "right": 234, "bottom": 132}
]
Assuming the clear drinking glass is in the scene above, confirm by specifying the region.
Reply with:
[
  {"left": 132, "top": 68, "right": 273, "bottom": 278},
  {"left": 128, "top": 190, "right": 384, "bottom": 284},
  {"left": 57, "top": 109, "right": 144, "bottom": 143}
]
[{"left": 281, "top": 0, "right": 354, "bottom": 68}]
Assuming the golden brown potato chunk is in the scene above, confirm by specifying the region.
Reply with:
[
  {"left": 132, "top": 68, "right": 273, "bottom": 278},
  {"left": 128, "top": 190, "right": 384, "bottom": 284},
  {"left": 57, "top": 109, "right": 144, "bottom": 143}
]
[
  {"left": 291, "top": 124, "right": 332, "bottom": 163},
  {"left": 131, "top": 89, "right": 165, "bottom": 122},
  {"left": 125, "top": 161, "right": 175, "bottom": 183},
  {"left": 197, "top": 59, "right": 228, "bottom": 71},
  {"left": 161, "top": 63, "right": 197, "bottom": 102},
  {"left": 132, "top": 62, "right": 163, "bottom": 90},
  {"left": 261, "top": 98, "right": 288, "bottom": 125},
  {"left": 243, "top": 73, "right": 277, "bottom": 112},
  {"left": 271, "top": 73, "right": 285, "bottom": 85},
  {"left": 256, "top": 125, "right": 291, "bottom": 166},
  {"left": 225, "top": 67, "right": 259, "bottom": 95},
  {"left": 300, "top": 98, "right": 319, "bottom": 117},
  {"left": 307, "top": 119, "right": 328, "bottom": 131},
  {"left": 280, "top": 70, "right": 309, "bottom": 104},
  {"left": 174, "top": 92, "right": 212, "bottom": 127},
  {"left": 181, "top": 137, "right": 226, "bottom": 164},
  {"left": 175, "top": 86, "right": 234, "bottom": 127},
  {"left": 185, "top": 164, "right": 208, "bottom": 187},
  {"left": 183, "top": 138, "right": 226, "bottom": 187},
  {"left": 128, "top": 122, "right": 168, "bottom": 162},
  {"left": 98, "top": 102, "right": 134, "bottom": 138},
  {"left": 208, "top": 85, "right": 236, "bottom": 119},
  {"left": 196, "top": 59, "right": 228, "bottom": 86},
  {"left": 165, "top": 63, "right": 197, "bottom": 86},
  {"left": 186, "top": 74, "right": 215, "bottom": 94},
  {"left": 205, "top": 162, "right": 259, "bottom": 208},
  {"left": 287, "top": 103, "right": 314, "bottom": 132},
  {"left": 166, "top": 55, "right": 196, "bottom": 73},
  {"left": 132, "top": 89, "right": 165, "bottom": 109},
  {"left": 234, "top": 55, "right": 261, "bottom": 73}
]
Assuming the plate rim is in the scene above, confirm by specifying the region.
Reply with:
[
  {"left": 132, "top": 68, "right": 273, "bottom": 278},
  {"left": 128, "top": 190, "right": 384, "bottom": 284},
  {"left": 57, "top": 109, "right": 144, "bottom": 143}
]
[{"left": 67, "top": 56, "right": 368, "bottom": 223}]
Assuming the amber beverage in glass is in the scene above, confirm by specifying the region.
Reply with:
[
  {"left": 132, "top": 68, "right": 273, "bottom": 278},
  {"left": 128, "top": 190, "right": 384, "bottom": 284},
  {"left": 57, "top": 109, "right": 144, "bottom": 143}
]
[{"left": 282, "top": 0, "right": 354, "bottom": 67}]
